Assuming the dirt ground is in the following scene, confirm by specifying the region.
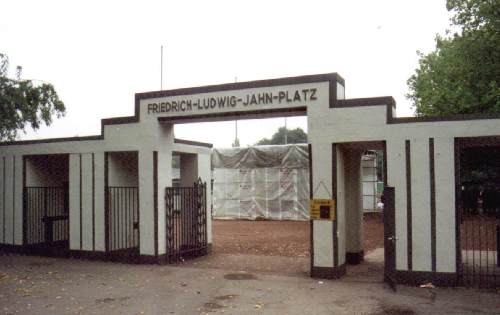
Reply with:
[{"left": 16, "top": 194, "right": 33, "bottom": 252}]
[
  {"left": 212, "top": 212, "right": 384, "bottom": 257},
  {"left": 178, "top": 213, "right": 384, "bottom": 276},
  {"left": 1, "top": 253, "right": 500, "bottom": 315}
]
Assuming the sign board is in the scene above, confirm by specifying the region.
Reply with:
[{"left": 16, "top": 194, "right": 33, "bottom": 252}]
[
  {"left": 140, "top": 82, "right": 329, "bottom": 120},
  {"left": 309, "top": 199, "right": 336, "bottom": 220}
]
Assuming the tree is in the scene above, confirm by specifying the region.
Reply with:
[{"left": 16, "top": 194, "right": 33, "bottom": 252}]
[
  {"left": 256, "top": 127, "right": 307, "bottom": 145},
  {"left": 0, "top": 53, "right": 66, "bottom": 141},
  {"left": 407, "top": 0, "right": 500, "bottom": 116}
]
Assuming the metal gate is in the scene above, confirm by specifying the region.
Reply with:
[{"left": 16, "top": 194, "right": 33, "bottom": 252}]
[
  {"left": 24, "top": 187, "right": 69, "bottom": 256},
  {"left": 165, "top": 179, "right": 207, "bottom": 263},
  {"left": 456, "top": 138, "right": 500, "bottom": 288},
  {"left": 105, "top": 186, "right": 140, "bottom": 261},
  {"left": 459, "top": 187, "right": 500, "bottom": 288}
]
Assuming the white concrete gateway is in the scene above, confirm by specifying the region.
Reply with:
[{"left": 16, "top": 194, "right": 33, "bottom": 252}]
[{"left": 1, "top": 73, "right": 499, "bottom": 286}]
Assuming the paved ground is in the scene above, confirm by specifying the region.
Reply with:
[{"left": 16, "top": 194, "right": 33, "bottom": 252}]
[{"left": 1, "top": 252, "right": 500, "bottom": 315}]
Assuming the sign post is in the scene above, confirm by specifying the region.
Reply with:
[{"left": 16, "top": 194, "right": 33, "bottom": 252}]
[{"left": 309, "top": 199, "right": 336, "bottom": 220}]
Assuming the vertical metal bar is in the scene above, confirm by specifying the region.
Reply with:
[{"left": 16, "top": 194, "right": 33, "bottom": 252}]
[
  {"left": 188, "top": 186, "right": 192, "bottom": 252},
  {"left": 120, "top": 188, "right": 124, "bottom": 250},
  {"left": 135, "top": 187, "right": 138, "bottom": 248},
  {"left": 178, "top": 188, "right": 181, "bottom": 260},
  {"left": 473, "top": 213, "right": 476, "bottom": 285},
  {"left": 115, "top": 187, "right": 118, "bottom": 251},
  {"left": 127, "top": 187, "right": 130, "bottom": 249},
  {"left": 125, "top": 188, "right": 129, "bottom": 249},
  {"left": 479, "top": 213, "right": 482, "bottom": 287},
  {"left": 496, "top": 223, "right": 500, "bottom": 267}
]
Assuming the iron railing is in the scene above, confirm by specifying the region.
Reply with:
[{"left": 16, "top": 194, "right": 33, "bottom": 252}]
[
  {"left": 460, "top": 204, "right": 500, "bottom": 288},
  {"left": 165, "top": 179, "right": 207, "bottom": 263},
  {"left": 24, "top": 187, "right": 69, "bottom": 251},
  {"left": 106, "top": 187, "right": 139, "bottom": 256}
]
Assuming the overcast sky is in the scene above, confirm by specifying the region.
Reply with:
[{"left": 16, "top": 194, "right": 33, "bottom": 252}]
[{"left": 1, "top": 0, "right": 451, "bottom": 147}]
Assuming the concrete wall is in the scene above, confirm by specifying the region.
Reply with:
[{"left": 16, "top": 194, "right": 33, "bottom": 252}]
[
  {"left": 197, "top": 152, "right": 213, "bottom": 244},
  {"left": 0, "top": 75, "right": 499, "bottom": 279},
  {"left": 25, "top": 155, "right": 69, "bottom": 187},
  {"left": 344, "top": 149, "right": 363, "bottom": 255},
  {"left": 108, "top": 152, "right": 138, "bottom": 187},
  {"left": 68, "top": 153, "right": 100, "bottom": 251},
  {"left": 308, "top": 101, "right": 500, "bottom": 274},
  {"left": 0, "top": 156, "right": 23, "bottom": 245},
  {"left": 179, "top": 153, "right": 198, "bottom": 186}
]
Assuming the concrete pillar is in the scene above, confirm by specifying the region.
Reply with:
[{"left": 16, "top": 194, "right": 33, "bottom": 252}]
[
  {"left": 197, "top": 153, "right": 213, "bottom": 245},
  {"left": 156, "top": 124, "right": 174, "bottom": 259},
  {"left": 137, "top": 124, "right": 174, "bottom": 261},
  {"left": 310, "top": 142, "right": 343, "bottom": 278},
  {"left": 180, "top": 153, "right": 198, "bottom": 186},
  {"left": 344, "top": 149, "right": 364, "bottom": 264},
  {"left": 69, "top": 154, "right": 81, "bottom": 250}
]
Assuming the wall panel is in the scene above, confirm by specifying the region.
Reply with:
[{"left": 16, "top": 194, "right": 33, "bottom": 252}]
[
  {"left": 69, "top": 154, "right": 81, "bottom": 250},
  {"left": 411, "top": 139, "right": 432, "bottom": 271},
  {"left": 434, "top": 138, "right": 456, "bottom": 272}
]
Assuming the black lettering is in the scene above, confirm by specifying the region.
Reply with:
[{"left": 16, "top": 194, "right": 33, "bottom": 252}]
[
  {"left": 258, "top": 93, "right": 265, "bottom": 104},
  {"left": 230, "top": 96, "right": 237, "bottom": 107},
  {"left": 286, "top": 91, "right": 292, "bottom": 102},
  {"left": 210, "top": 98, "right": 216, "bottom": 109},
  {"left": 310, "top": 88, "right": 317, "bottom": 100},
  {"left": 160, "top": 102, "right": 166, "bottom": 112},
  {"left": 278, "top": 91, "right": 286, "bottom": 103},
  {"left": 243, "top": 94, "right": 249, "bottom": 106},
  {"left": 218, "top": 97, "right": 226, "bottom": 108},
  {"left": 293, "top": 91, "right": 301, "bottom": 102},
  {"left": 250, "top": 94, "right": 257, "bottom": 105},
  {"left": 172, "top": 101, "right": 178, "bottom": 112},
  {"left": 148, "top": 103, "right": 158, "bottom": 114},
  {"left": 265, "top": 93, "right": 273, "bottom": 104},
  {"left": 197, "top": 99, "right": 203, "bottom": 110},
  {"left": 302, "top": 89, "right": 309, "bottom": 100},
  {"left": 180, "top": 100, "right": 186, "bottom": 111},
  {"left": 186, "top": 100, "right": 192, "bottom": 111}
]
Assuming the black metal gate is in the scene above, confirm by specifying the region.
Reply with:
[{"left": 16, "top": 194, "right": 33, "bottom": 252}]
[
  {"left": 456, "top": 138, "right": 500, "bottom": 288},
  {"left": 165, "top": 179, "right": 207, "bottom": 263},
  {"left": 459, "top": 188, "right": 500, "bottom": 288},
  {"left": 105, "top": 186, "right": 140, "bottom": 261},
  {"left": 24, "top": 187, "right": 69, "bottom": 256}
]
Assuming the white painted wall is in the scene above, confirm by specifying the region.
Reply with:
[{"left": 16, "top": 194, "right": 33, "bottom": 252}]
[
  {"left": 197, "top": 152, "right": 212, "bottom": 244},
  {"left": 180, "top": 153, "right": 198, "bottom": 186},
  {"left": 386, "top": 139, "right": 408, "bottom": 270},
  {"left": 108, "top": 152, "right": 138, "bottom": 187},
  {"left": 69, "top": 154, "right": 80, "bottom": 250},
  {"left": 25, "top": 155, "right": 69, "bottom": 187},
  {"left": 0, "top": 76, "right": 499, "bottom": 276},
  {"left": 94, "top": 152, "right": 106, "bottom": 251},
  {"left": 0, "top": 157, "right": 4, "bottom": 244},
  {"left": 344, "top": 149, "right": 363, "bottom": 254},
  {"left": 2, "top": 156, "right": 15, "bottom": 245},
  {"left": 81, "top": 154, "right": 93, "bottom": 251},
  {"left": 434, "top": 138, "right": 456, "bottom": 272},
  {"left": 336, "top": 147, "right": 346, "bottom": 266},
  {"left": 410, "top": 138, "right": 432, "bottom": 271},
  {"left": 308, "top": 95, "right": 500, "bottom": 273}
]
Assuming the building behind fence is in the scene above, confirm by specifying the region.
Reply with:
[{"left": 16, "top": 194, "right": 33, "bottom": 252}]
[{"left": 212, "top": 144, "right": 310, "bottom": 220}]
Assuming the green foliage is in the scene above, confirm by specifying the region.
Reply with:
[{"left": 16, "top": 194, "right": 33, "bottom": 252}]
[
  {"left": 256, "top": 126, "right": 307, "bottom": 145},
  {"left": 0, "top": 53, "right": 65, "bottom": 141},
  {"left": 407, "top": 0, "right": 500, "bottom": 116}
]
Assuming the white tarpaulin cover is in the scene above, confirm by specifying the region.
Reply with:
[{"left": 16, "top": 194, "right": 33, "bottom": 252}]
[{"left": 212, "top": 144, "right": 310, "bottom": 221}]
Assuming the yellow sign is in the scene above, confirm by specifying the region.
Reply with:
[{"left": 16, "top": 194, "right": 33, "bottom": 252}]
[{"left": 309, "top": 199, "right": 336, "bottom": 220}]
